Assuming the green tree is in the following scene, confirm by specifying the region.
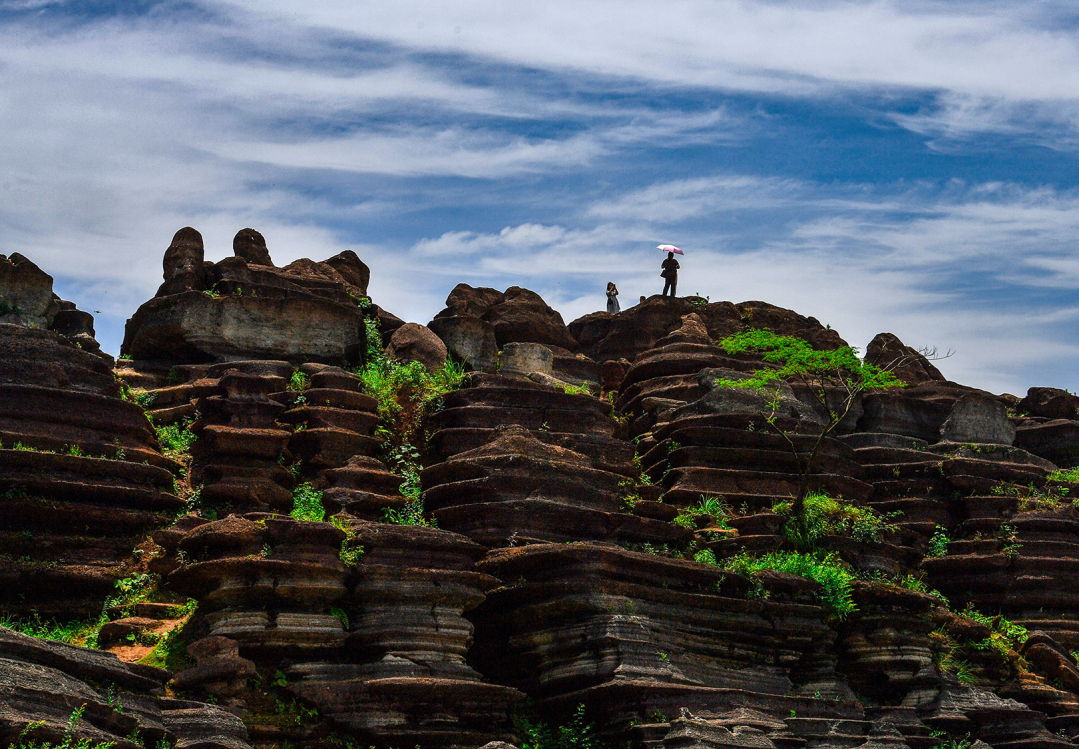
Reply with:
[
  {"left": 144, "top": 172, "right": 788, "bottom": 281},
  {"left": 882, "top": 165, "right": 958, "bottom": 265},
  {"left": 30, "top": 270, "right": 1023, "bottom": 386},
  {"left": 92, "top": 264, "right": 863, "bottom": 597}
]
[{"left": 714, "top": 330, "right": 906, "bottom": 542}]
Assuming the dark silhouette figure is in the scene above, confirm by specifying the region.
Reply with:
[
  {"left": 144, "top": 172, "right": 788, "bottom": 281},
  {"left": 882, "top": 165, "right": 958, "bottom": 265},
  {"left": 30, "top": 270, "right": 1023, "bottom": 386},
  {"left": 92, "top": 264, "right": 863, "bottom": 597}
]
[
  {"left": 606, "top": 282, "right": 620, "bottom": 313},
  {"left": 661, "top": 252, "right": 679, "bottom": 297}
]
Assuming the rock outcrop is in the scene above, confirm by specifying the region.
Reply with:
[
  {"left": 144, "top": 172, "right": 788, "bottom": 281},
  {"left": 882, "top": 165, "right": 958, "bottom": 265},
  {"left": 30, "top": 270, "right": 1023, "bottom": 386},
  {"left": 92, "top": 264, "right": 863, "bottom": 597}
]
[
  {"left": 433, "top": 284, "right": 577, "bottom": 351},
  {"left": 865, "top": 333, "right": 946, "bottom": 386},
  {"left": 386, "top": 322, "right": 449, "bottom": 372},
  {"left": 122, "top": 228, "right": 370, "bottom": 365},
  {"left": 0, "top": 252, "right": 109, "bottom": 358},
  {"left": 569, "top": 297, "right": 845, "bottom": 364},
  {"left": 0, "top": 325, "right": 181, "bottom": 620},
  {"left": 0, "top": 625, "right": 252, "bottom": 749}
]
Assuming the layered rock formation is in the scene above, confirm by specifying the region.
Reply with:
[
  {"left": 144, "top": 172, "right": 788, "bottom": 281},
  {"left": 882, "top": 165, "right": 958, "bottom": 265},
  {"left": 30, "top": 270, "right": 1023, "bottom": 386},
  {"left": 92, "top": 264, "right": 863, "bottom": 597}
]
[
  {"left": 0, "top": 324, "right": 182, "bottom": 620},
  {"left": 570, "top": 297, "right": 845, "bottom": 365},
  {"left": 0, "top": 625, "right": 251, "bottom": 749},
  {"left": 122, "top": 228, "right": 371, "bottom": 365},
  {"left": 0, "top": 252, "right": 109, "bottom": 358},
  {"left": 10, "top": 238, "right": 1079, "bottom": 749}
]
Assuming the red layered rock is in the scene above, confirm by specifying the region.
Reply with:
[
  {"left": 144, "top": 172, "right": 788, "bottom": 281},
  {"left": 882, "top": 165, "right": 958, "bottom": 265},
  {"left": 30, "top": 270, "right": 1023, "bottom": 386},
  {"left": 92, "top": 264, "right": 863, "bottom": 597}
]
[
  {"left": 425, "top": 372, "right": 634, "bottom": 474},
  {"left": 187, "top": 361, "right": 296, "bottom": 514},
  {"left": 285, "top": 519, "right": 524, "bottom": 747},
  {"left": 277, "top": 364, "right": 381, "bottom": 471},
  {"left": 122, "top": 228, "right": 370, "bottom": 365},
  {"left": 0, "top": 325, "right": 182, "bottom": 620},
  {"left": 166, "top": 515, "right": 349, "bottom": 654},
  {"left": 0, "top": 625, "right": 252, "bottom": 749},
  {"left": 422, "top": 425, "right": 688, "bottom": 547},
  {"left": 470, "top": 542, "right": 858, "bottom": 745}
]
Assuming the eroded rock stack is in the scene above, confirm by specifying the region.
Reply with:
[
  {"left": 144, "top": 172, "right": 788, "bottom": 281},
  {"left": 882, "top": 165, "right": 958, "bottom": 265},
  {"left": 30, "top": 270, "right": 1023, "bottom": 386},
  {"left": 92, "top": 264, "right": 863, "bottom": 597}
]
[
  {"left": 423, "top": 424, "right": 686, "bottom": 546},
  {"left": 286, "top": 519, "right": 524, "bottom": 747},
  {"left": 0, "top": 325, "right": 182, "bottom": 620},
  {"left": 470, "top": 543, "right": 865, "bottom": 748},
  {"left": 122, "top": 228, "right": 370, "bottom": 365}
]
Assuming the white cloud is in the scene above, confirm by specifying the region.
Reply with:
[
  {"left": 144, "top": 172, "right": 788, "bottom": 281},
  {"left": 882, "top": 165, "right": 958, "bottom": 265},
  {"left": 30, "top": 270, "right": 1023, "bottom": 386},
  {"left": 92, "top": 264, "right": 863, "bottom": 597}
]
[
  {"left": 4, "top": 0, "right": 1079, "bottom": 398},
  {"left": 587, "top": 176, "right": 804, "bottom": 223},
  {"left": 400, "top": 174, "right": 1079, "bottom": 395},
  {"left": 209, "top": 129, "right": 606, "bottom": 178},
  {"left": 220, "top": 0, "right": 1079, "bottom": 131}
]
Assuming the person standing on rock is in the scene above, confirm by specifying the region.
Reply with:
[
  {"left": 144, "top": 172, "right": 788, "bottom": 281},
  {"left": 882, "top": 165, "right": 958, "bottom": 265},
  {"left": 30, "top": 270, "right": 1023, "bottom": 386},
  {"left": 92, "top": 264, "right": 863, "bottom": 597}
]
[
  {"left": 661, "top": 252, "right": 679, "bottom": 298},
  {"left": 606, "top": 282, "right": 620, "bottom": 313}
]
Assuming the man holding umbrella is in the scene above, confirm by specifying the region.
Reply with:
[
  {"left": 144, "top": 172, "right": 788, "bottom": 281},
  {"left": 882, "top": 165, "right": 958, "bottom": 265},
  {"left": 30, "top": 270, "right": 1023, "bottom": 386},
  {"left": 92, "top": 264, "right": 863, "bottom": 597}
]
[{"left": 658, "top": 244, "right": 683, "bottom": 298}]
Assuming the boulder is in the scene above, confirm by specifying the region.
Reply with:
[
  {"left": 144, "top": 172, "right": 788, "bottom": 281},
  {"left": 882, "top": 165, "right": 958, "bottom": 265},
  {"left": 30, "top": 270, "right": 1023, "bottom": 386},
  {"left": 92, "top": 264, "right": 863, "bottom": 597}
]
[
  {"left": 865, "top": 332, "right": 945, "bottom": 385},
  {"left": 857, "top": 381, "right": 989, "bottom": 442},
  {"left": 50, "top": 301, "right": 95, "bottom": 340},
  {"left": 428, "top": 315, "right": 499, "bottom": 372},
  {"left": 431, "top": 285, "right": 577, "bottom": 351},
  {"left": 0, "top": 252, "right": 59, "bottom": 329},
  {"left": 1015, "top": 420, "right": 1079, "bottom": 467},
  {"left": 500, "top": 342, "right": 553, "bottom": 376},
  {"left": 232, "top": 228, "right": 273, "bottom": 266},
  {"left": 374, "top": 305, "right": 405, "bottom": 340},
  {"left": 1017, "top": 387, "right": 1079, "bottom": 420},
  {"left": 320, "top": 250, "right": 370, "bottom": 296},
  {"left": 1021, "top": 631, "right": 1079, "bottom": 692},
  {"left": 440, "top": 283, "right": 505, "bottom": 318},
  {"left": 599, "top": 357, "right": 631, "bottom": 392},
  {"left": 385, "top": 322, "right": 448, "bottom": 371},
  {"left": 123, "top": 291, "right": 364, "bottom": 364},
  {"left": 940, "top": 394, "right": 1016, "bottom": 445},
  {"left": 484, "top": 286, "right": 577, "bottom": 350}
]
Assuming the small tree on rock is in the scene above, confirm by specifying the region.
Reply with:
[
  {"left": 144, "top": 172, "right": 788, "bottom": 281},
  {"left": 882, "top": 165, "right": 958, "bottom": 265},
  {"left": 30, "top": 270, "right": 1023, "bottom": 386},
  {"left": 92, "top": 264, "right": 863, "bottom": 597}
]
[{"left": 713, "top": 330, "right": 906, "bottom": 543}]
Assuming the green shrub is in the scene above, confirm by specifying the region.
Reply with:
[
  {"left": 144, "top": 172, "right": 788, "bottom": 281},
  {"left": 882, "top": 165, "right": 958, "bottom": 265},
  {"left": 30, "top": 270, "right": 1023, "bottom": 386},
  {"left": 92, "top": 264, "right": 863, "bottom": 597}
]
[
  {"left": 857, "top": 570, "right": 948, "bottom": 601},
  {"left": 1, "top": 574, "right": 154, "bottom": 650},
  {"left": 723, "top": 550, "right": 856, "bottom": 618},
  {"left": 133, "top": 390, "right": 157, "bottom": 408},
  {"left": 290, "top": 483, "right": 325, "bottom": 522},
  {"left": 674, "top": 495, "right": 732, "bottom": 529},
  {"left": 926, "top": 526, "right": 950, "bottom": 558},
  {"left": 562, "top": 383, "right": 597, "bottom": 397},
  {"left": 331, "top": 516, "right": 365, "bottom": 565},
  {"left": 772, "top": 492, "right": 896, "bottom": 548},
  {"left": 513, "top": 704, "right": 603, "bottom": 749},
  {"left": 0, "top": 614, "right": 94, "bottom": 645},
  {"left": 288, "top": 369, "right": 310, "bottom": 392},
  {"left": 693, "top": 549, "right": 718, "bottom": 566},
  {"left": 961, "top": 605, "right": 1028, "bottom": 650},
  {"left": 156, "top": 420, "right": 196, "bottom": 458},
  {"left": 1049, "top": 466, "right": 1079, "bottom": 483},
  {"left": 383, "top": 497, "right": 434, "bottom": 528}
]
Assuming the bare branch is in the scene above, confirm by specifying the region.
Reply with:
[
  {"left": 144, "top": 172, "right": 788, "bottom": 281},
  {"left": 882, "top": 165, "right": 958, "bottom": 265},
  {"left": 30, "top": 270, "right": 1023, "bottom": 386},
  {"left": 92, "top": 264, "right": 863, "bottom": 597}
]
[{"left": 916, "top": 345, "right": 955, "bottom": 361}]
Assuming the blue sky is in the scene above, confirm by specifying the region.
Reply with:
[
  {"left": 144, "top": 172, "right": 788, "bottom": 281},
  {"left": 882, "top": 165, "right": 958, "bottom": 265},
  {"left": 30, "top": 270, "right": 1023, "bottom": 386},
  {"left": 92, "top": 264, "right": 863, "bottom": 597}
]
[{"left": 3, "top": 1, "right": 1079, "bottom": 394}]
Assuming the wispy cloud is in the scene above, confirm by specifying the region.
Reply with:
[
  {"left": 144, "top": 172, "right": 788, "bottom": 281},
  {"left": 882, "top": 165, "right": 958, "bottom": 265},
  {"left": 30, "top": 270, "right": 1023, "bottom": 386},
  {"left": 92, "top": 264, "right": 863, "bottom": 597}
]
[{"left": 402, "top": 174, "right": 1079, "bottom": 394}]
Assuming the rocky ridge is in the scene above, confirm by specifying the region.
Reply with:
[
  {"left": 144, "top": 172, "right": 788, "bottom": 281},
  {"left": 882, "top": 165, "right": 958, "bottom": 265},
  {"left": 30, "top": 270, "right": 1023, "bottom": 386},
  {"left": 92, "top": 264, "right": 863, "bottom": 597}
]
[{"left": 4, "top": 230, "right": 1079, "bottom": 749}]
